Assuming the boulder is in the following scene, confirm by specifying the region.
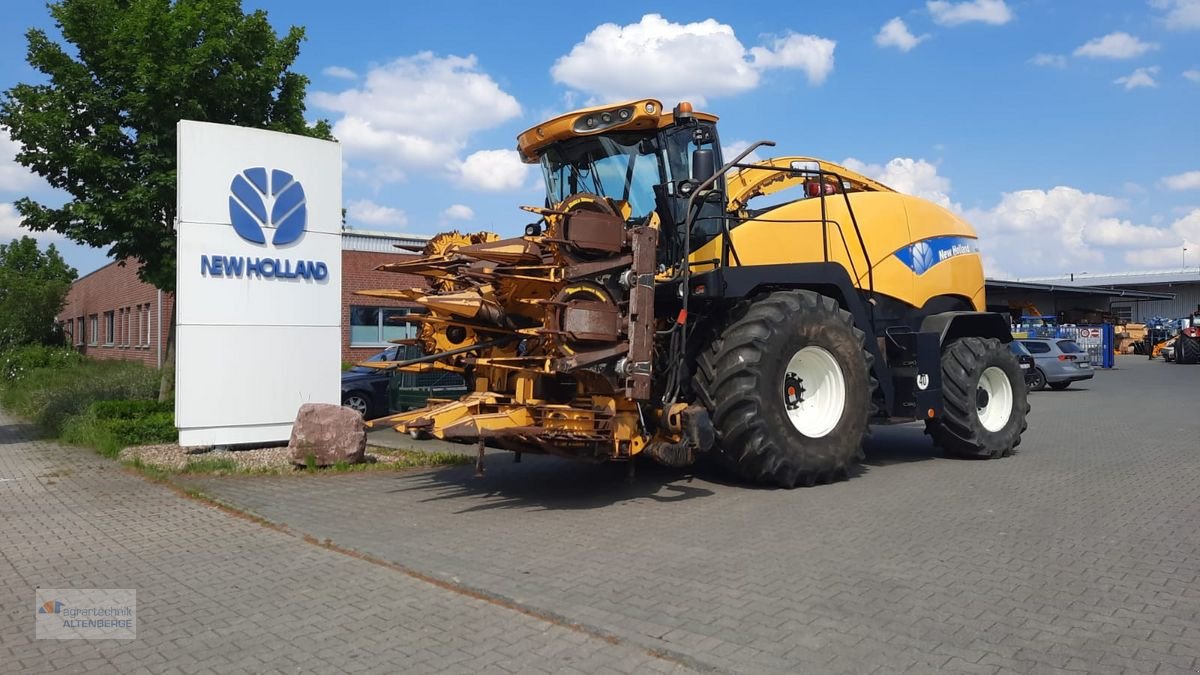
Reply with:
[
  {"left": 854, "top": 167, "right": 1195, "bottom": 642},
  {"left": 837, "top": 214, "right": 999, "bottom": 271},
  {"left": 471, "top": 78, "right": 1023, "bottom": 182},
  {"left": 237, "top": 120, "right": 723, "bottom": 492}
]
[{"left": 289, "top": 403, "right": 366, "bottom": 467}]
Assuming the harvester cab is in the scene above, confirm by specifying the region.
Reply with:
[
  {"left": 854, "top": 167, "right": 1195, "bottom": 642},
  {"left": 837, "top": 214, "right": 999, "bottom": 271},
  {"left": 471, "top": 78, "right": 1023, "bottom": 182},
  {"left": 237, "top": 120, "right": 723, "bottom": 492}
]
[{"left": 359, "top": 98, "right": 1029, "bottom": 487}]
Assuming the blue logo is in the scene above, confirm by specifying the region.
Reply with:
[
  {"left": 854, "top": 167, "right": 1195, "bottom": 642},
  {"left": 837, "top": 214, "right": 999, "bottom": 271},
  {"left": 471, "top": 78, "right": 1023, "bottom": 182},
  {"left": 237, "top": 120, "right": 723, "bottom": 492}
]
[
  {"left": 228, "top": 167, "right": 307, "bottom": 246},
  {"left": 894, "top": 236, "right": 979, "bottom": 275}
]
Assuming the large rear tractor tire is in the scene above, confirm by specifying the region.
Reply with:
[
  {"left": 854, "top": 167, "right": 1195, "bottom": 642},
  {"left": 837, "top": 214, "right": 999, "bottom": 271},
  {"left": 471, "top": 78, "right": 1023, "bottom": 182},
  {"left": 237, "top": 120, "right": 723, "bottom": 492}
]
[
  {"left": 1176, "top": 335, "right": 1200, "bottom": 364},
  {"left": 927, "top": 338, "right": 1029, "bottom": 459},
  {"left": 695, "top": 290, "right": 871, "bottom": 488}
]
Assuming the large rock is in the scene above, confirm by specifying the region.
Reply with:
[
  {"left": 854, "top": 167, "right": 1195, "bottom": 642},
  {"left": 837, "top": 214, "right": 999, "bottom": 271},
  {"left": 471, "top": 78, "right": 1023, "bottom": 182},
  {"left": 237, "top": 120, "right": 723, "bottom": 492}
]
[{"left": 289, "top": 403, "right": 366, "bottom": 467}]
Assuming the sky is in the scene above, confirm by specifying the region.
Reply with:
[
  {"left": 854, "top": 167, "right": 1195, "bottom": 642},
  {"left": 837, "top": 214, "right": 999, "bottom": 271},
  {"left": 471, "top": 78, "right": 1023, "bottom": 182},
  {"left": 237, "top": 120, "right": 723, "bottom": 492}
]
[{"left": 1, "top": 0, "right": 1199, "bottom": 280}]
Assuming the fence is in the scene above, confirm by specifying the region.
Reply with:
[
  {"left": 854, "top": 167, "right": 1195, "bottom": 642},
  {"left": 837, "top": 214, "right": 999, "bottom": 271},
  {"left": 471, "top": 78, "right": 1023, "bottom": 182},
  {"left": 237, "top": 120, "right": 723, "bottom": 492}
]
[
  {"left": 1055, "top": 325, "right": 1114, "bottom": 369},
  {"left": 1015, "top": 323, "right": 1115, "bottom": 368}
]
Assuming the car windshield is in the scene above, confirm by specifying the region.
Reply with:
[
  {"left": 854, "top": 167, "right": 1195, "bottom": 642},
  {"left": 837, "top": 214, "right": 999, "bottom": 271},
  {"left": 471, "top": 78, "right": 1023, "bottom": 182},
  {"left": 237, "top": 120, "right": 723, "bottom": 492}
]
[
  {"left": 1057, "top": 340, "right": 1084, "bottom": 354},
  {"left": 1008, "top": 342, "right": 1030, "bottom": 356},
  {"left": 540, "top": 132, "right": 662, "bottom": 220}
]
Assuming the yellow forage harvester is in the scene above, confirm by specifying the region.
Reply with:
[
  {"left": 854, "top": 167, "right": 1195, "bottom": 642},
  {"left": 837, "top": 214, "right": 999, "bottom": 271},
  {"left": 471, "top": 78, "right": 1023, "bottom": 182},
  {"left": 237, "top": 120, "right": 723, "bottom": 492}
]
[{"left": 359, "top": 98, "right": 1029, "bottom": 488}]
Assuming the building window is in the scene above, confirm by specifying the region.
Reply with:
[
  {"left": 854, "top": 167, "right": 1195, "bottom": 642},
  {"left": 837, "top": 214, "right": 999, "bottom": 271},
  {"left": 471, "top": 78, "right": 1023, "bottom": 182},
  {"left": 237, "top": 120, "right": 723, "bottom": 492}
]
[
  {"left": 350, "top": 306, "right": 419, "bottom": 346},
  {"left": 125, "top": 307, "right": 132, "bottom": 347},
  {"left": 143, "top": 304, "right": 151, "bottom": 347},
  {"left": 1112, "top": 305, "right": 1133, "bottom": 323},
  {"left": 89, "top": 315, "right": 98, "bottom": 346},
  {"left": 104, "top": 311, "right": 115, "bottom": 345},
  {"left": 76, "top": 317, "right": 84, "bottom": 346}
]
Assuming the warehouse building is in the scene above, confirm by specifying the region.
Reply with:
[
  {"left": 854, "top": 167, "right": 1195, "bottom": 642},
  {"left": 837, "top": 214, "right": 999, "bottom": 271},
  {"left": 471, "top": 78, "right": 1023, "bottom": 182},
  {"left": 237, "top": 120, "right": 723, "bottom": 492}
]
[
  {"left": 1016, "top": 270, "right": 1199, "bottom": 323},
  {"left": 58, "top": 229, "right": 431, "bottom": 366}
]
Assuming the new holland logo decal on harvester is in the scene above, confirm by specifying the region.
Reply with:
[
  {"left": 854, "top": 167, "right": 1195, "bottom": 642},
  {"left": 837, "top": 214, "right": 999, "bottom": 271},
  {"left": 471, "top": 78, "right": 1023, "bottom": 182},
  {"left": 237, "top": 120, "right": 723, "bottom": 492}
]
[{"left": 893, "top": 236, "right": 980, "bottom": 275}]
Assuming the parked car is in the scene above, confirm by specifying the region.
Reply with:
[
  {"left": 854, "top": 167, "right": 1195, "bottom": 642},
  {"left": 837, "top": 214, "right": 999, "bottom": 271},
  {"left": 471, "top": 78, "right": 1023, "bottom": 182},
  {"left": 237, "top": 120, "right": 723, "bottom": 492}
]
[
  {"left": 1008, "top": 341, "right": 1037, "bottom": 389},
  {"left": 341, "top": 346, "right": 404, "bottom": 418},
  {"left": 1020, "top": 338, "right": 1094, "bottom": 391},
  {"left": 342, "top": 345, "right": 471, "bottom": 420}
]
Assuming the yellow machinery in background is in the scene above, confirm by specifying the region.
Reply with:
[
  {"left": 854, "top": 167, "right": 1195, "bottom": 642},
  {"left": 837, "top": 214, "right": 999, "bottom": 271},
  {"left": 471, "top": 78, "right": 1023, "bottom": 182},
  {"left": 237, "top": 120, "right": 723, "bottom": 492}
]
[{"left": 360, "top": 98, "right": 1029, "bottom": 488}]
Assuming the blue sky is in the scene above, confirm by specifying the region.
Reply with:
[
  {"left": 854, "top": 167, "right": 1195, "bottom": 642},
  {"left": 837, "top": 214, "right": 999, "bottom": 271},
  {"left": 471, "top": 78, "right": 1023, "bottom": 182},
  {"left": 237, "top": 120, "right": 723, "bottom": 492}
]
[{"left": 2, "top": 0, "right": 1198, "bottom": 279}]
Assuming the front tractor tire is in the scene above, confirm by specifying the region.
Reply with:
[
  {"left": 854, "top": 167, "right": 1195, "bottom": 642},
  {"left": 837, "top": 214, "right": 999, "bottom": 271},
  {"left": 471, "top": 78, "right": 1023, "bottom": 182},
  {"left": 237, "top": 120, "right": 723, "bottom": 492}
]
[
  {"left": 695, "top": 290, "right": 871, "bottom": 488},
  {"left": 927, "top": 337, "right": 1029, "bottom": 459}
]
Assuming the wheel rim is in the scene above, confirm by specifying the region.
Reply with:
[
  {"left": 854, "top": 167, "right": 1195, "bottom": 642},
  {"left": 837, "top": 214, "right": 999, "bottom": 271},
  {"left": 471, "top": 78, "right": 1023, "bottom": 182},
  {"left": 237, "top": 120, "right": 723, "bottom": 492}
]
[
  {"left": 976, "top": 366, "right": 1013, "bottom": 432},
  {"left": 782, "top": 346, "right": 847, "bottom": 438},
  {"left": 344, "top": 396, "right": 368, "bottom": 415}
]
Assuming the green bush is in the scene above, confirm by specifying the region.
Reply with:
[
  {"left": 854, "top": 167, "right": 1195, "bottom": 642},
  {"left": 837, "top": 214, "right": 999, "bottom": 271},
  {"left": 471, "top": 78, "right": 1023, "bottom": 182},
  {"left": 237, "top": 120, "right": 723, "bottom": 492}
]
[
  {"left": 1, "top": 358, "right": 160, "bottom": 435},
  {"left": 0, "top": 344, "right": 83, "bottom": 382},
  {"left": 60, "top": 400, "right": 176, "bottom": 458}
]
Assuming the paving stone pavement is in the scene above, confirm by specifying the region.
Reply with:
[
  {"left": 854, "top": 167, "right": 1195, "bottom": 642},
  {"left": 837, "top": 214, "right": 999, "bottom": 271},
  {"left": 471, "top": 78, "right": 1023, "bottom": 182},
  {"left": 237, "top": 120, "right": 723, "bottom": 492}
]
[
  {"left": 0, "top": 413, "right": 692, "bottom": 673},
  {"left": 180, "top": 357, "right": 1200, "bottom": 674}
]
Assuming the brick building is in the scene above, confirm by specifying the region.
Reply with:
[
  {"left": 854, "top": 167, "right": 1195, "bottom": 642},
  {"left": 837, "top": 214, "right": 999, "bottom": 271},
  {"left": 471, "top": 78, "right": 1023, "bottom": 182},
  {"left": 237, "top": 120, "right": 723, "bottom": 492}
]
[
  {"left": 59, "top": 229, "right": 431, "bottom": 367},
  {"left": 59, "top": 261, "right": 175, "bottom": 367}
]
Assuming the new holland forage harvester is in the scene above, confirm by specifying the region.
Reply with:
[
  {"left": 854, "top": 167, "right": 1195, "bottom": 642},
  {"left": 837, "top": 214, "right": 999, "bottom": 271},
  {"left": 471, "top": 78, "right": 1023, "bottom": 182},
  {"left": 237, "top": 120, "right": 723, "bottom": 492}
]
[{"left": 359, "top": 98, "right": 1029, "bottom": 488}]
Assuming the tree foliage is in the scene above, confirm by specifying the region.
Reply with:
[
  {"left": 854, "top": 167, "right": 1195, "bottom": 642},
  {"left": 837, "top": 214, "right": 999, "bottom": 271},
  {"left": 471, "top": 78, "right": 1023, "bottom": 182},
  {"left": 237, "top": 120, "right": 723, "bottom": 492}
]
[
  {"left": 0, "top": 236, "right": 77, "bottom": 349},
  {"left": 0, "top": 0, "right": 332, "bottom": 291}
]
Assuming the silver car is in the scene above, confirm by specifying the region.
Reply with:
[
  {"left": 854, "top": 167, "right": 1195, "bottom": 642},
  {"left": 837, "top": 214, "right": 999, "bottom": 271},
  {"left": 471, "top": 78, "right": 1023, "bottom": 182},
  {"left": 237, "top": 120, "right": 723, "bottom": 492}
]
[{"left": 1020, "top": 338, "right": 1094, "bottom": 390}]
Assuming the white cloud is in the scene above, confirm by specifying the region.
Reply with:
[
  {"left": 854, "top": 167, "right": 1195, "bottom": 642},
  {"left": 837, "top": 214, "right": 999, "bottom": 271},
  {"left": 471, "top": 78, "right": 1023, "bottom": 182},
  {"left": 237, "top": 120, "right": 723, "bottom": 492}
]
[
  {"left": 0, "top": 127, "right": 41, "bottom": 192},
  {"left": 875, "top": 18, "right": 929, "bottom": 52},
  {"left": 1114, "top": 66, "right": 1160, "bottom": 90},
  {"left": 0, "top": 202, "right": 27, "bottom": 239},
  {"left": 442, "top": 204, "right": 474, "bottom": 221},
  {"left": 1150, "top": 0, "right": 1200, "bottom": 30},
  {"left": 451, "top": 149, "right": 531, "bottom": 192},
  {"left": 550, "top": 14, "right": 835, "bottom": 105},
  {"left": 322, "top": 65, "right": 357, "bottom": 80},
  {"left": 964, "top": 186, "right": 1191, "bottom": 275},
  {"left": 927, "top": 0, "right": 1013, "bottom": 26},
  {"left": 1073, "top": 32, "right": 1159, "bottom": 59},
  {"left": 1122, "top": 208, "right": 1200, "bottom": 268},
  {"left": 312, "top": 52, "right": 522, "bottom": 170},
  {"left": 722, "top": 139, "right": 763, "bottom": 165},
  {"left": 841, "top": 157, "right": 957, "bottom": 211},
  {"left": 748, "top": 34, "right": 837, "bottom": 84},
  {"left": 1184, "top": 69, "right": 1200, "bottom": 83},
  {"left": 1163, "top": 170, "right": 1200, "bottom": 190},
  {"left": 1029, "top": 53, "right": 1068, "bottom": 68},
  {"left": 347, "top": 199, "right": 407, "bottom": 227}
]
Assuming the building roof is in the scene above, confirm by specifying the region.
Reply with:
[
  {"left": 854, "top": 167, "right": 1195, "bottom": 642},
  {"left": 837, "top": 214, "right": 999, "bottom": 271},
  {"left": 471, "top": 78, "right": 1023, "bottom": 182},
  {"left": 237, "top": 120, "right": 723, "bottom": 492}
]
[
  {"left": 340, "top": 228, "right": 432, "bottom": 253},
  {"left": 1019, "top": 269, "right": 1200, "bottom": 287},
  {"left": 985, "top": 278, "right": 1174, "bottom": 300}
]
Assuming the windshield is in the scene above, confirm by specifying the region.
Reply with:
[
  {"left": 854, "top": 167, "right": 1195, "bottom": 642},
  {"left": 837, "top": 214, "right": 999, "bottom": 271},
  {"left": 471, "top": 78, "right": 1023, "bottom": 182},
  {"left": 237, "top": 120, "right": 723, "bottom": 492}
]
[{"left": 540, "top": 132, "right": 662, "bottom": 220}]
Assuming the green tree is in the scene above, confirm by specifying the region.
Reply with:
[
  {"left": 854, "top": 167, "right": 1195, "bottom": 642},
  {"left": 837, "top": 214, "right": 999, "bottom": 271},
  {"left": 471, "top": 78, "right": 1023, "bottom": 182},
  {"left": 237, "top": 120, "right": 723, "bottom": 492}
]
[
  {"left": 0, "top": 0, "right": 332, "bottom": 399},
  {"left": 0, "top": 236, "right": 78, "bottom": 349}
]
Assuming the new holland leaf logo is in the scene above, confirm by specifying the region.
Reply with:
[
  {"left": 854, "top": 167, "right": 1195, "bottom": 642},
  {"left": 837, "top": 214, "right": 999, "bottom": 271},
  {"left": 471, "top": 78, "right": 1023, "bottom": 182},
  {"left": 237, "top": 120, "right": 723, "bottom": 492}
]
[
  {"left": 910, "top": 241, "right": 935, "bottom": 275},
  {"left": 228, "top": 167, "right": 307, "bottom": 246}
]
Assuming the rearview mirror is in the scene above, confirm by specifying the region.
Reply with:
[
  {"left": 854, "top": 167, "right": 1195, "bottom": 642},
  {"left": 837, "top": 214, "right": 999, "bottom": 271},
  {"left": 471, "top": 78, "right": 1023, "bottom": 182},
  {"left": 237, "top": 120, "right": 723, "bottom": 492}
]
[{"left": 692, "top": 148, "right": 716, "bottom": 183}]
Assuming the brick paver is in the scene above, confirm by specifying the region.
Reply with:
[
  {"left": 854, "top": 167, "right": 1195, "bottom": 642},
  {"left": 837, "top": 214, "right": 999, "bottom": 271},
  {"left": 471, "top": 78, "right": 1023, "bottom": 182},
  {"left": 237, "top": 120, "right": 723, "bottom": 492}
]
[
  {"left": 0, "top": 414, "right": 690, "bottom": 673},
  {"left": 182, "top": 357, "right": 1200, "bottom": 673}
]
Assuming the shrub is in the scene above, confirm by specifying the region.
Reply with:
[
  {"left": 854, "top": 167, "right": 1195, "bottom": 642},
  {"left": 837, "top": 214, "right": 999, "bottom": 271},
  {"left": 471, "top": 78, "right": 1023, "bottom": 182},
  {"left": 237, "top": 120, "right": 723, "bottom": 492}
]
[
  {"left": 0, "top": 344, "right": 83, "bottom": 382},
  {"left": 60, "top": 399, "right": 176, "bottom": 458},
  {"left": 2, "top": 359, "right": 160, "bottom": 435}
]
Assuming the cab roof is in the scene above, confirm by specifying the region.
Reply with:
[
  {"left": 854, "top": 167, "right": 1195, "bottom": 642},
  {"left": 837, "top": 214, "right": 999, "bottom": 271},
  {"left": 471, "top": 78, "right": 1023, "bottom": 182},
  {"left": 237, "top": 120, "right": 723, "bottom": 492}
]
[{"left": 516, "top": 98, "right": 719, "bottom": 163}]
